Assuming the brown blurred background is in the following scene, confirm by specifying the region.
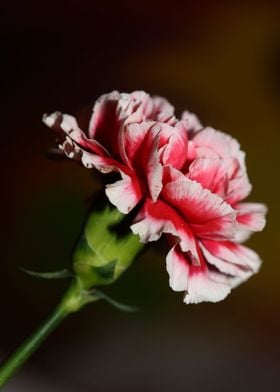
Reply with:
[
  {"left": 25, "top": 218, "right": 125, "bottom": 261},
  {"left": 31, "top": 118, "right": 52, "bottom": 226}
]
[{"left": 1, "top": 1, "right": 279, "bottom": 391}]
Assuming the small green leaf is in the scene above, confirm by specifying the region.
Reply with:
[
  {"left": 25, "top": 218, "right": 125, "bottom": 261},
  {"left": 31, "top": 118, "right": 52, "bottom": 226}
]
[
  {"left": 92, "top": 289, "right": 139, "bottom": 312},
  {"left": 20, "top": 267, "right": 72, "bottom": 280}
]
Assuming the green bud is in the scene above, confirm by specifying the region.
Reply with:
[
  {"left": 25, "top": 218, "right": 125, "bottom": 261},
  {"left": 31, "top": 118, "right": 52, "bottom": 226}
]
[{"left": 73, "top": 202, "right": 144, "bottom": 289}]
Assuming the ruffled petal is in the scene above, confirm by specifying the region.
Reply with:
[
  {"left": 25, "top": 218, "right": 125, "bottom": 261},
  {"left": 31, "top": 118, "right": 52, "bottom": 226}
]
[
  {"left": 143, "top": 130, "right": 163, "bottom": 202},
  {"left": 131, "top": 91, "right": 175, "bottom": 123},
  {"left": 233, "top": 228, "right": 253, "bottom": 244},
  {"left": 43, "top": 111, "right": 143, "bottom": 213},
  {"left": 120, "top": 121, "right": 155, "bottom": 166},
  {"left": 121, "top": 122, "right": 163, "bottom": 201},
  {"left": 181, "top": 110, "right": 202, "bottom": 132},
  {"left": 201, "top": 239, "right": 262, "bottom": 279},
  {"left": 162, "top": 174, "right": 237, "bottom": 240},
  {"left": 236, "top": 202, "right": 267, "bottom": 232},
  {"left": 43, "top": 112, "right": 123, "bottom": 173},
  {"left": 159, "top": 121, "right": 188, "bottom": 170},
  {"left": 105, "top": 171, "right": 142, "bottom": 214},
  {"left": 43, "top": 112, "right": 109, "bottom": 156},
  {"left": 88, "top": 91, "right": 176, "bottom": 153},
  {"left": 166, "top": 245, "right": 231, "bottom": 303},
  {"left": 226, "top": 173, "right": 252, "bottom": 205},
  {"left": 88, "top": 91, "right": 143, "bottom": 156},
  {"left": 166, "top": 245, "right": 190, "bottom": 291},
  {"left": 131, "top": 199, "right": 201, "bottom": 263},
  {"left": 187, "top": 157, "right": 229, "bottom": 197},
  {"left": 192, "top": 127, "right": 245, "bottom": 169},
  {"left": 190, "top": 127, "right": 251, "bottom": 204}
]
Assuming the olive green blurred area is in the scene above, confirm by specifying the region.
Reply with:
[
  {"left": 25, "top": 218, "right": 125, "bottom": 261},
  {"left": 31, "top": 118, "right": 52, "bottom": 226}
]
[{"left": 1, "top": 1, "right": 279, "bottom": 391}]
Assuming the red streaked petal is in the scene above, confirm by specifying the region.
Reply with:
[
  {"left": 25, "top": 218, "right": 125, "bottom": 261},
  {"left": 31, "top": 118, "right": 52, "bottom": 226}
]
[
  {"left": 105, "top": 172, "right": 142, "bottom": 214},
  {"left": 131, "top": 199, "right": 201, "bottom": 263},
  {"left": 166, "top": 245, "right": 231, "bottom": 303},
  {"left": 192, "top": 127, "right": 244, "bottom": 165},
  {"left": 131, "top": 91, "right": 175, "bottom": 123},
  {"left": 122, "top": 122, "right": 163, "bottom": 201},
  {"left": 236, "top": 202, "right": 267, "bottom": 232},
  {"left": 162, "top": 175, "right": 237, "bottom": 240},
  {"left": 226, "top": 173, "right": 252, "bottom": 205},
  {"left": 159, "top": 121, "right": 188, "bottom": 170},
  {"left": 201, "top": 239, "right": 262, "bottom": 278},
  {"left": 187, "top": 157, "right": 229, "bottom": 197},
  {"left": 88, "top": 91, "right": 143, "bottom": 156},
  {"left": 43, "top": 112, "right": 109, "bottom": 156}
]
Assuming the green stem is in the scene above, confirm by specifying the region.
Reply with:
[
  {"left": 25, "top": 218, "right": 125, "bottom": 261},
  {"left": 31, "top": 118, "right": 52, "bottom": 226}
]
[{"left": 0, "top": 279, "right": 94, "bottom": 388}]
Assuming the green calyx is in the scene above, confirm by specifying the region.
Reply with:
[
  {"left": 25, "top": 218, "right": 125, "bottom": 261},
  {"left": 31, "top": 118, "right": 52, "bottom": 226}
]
[{"left": 73, "top": 203, "right": 144, "bottom": 289}]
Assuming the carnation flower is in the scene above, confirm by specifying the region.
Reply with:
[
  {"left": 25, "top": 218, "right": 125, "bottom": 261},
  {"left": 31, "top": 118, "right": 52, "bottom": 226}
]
[{"left": 43, "top": 90, "right": 267, "bottom": 304}]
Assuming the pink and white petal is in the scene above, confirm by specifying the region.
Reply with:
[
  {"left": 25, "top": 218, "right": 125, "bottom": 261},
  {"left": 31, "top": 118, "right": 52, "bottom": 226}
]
[
  {"left": 43, "top": 112, "right": 109, "bottom": 156},
  {"left": 236, "top": 202, "right": 267, "bottom": 232},
  {"left": 229, "top": 140, "right": 246, "bottom": 171},
  {"left": 123, "top": 120, "right": 186, "bottom": 171},
  {"left": 57, "top": 134, "right": 128, "bottom": 175},
  {"left": 162, "top": 175, "right": 237, "bottom": 240},
  {"left": 183, "top": 270, "right": 231, "bottom": 304},
  {"left": 119, "top": 91, "right": 175, "bottom": 124},
  {"left": 162, "top": 165, "right": 182, "bottom": 185},
  {"left": 157, "top": 112, "right": 177, "bottom": 125},
  {"left": 226, "top": 172, "right": 252, "bottom": 205},
  {"left": 186, "top": 140, "right": 197, "bottom": 161},
  {"left": 131, "top": 199, "right": 201, "bottom": 263},
  {"left": 234, "top": 228, "right": 253, "bottom": 244},
  {"left": 120, "top": 93, "right": 145, "bottom": 124},
  {"left": 159, "top": 121, "right": 188, "bottom": 170},
  {"left": 200, "top": 244, "right": 249, "bottom": 279},
  {"left": 44, "top": 111, "right": 121, "bottom": 173},
  {"left": 131, "top": 92, "right": 175, "bottom": 123},
  {"left": 58, "top": 137, "right": 85, "bottom": 164},
  {"left": 130, "top": 91, "right": 155, "bottom": 118},
  {"left": 166, "top": 245, "right": 190, "bottom": 292},
  {"left": 194, "top": 145, "right": 221, "bottom": 159},
  {"left": 130, "top": 201, "right": 177, "bottom": 242},
  {"left": 192, "top": 127, "right": 232, "bottom": 157},
  {"left": 192, "top": 127, "right": 245, "bottom": 169},
  {"left": 167, "top": 247, "right": 231, "bottom": 303},
  {"left": 88, "top": 91, "right": 121, "bottom": 139},
  {"left": 144, "top": 131, "right": 163, "bottom": 201},
  {"left": 181, "top": 110, "right": 203, "bottom": 132},
  {"left": 124, "top": 123, "right": 163, "bottom": 201},
  {"left": 43, "top": 111, "right": 75, "bottom": 133},
  {"left": 79, "top": 149, "right": 117, "bottom": 171},
  {"left": 88, "top": 92, "right": 143, "bottom": 155},
  {"left": 187, "top": 158, "right": 229, "bottom": 197},
  {"left": 105, "top": 172, "right": 142, "bottom": 214},
  {"left": 120, "top": 122, "right": 156, "bottom": 165},
  {"left": 151, "top": 95, "right": 175, "bottom": 119},
  {"left": 234, "top": 203, "right": 266, "bottom": 241},
  {"left": 201, "top": 239, "right": 262, "bottom": 275}
]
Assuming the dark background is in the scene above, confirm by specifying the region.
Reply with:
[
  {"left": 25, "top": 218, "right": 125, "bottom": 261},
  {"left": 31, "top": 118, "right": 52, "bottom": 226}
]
[{"left": 1, "top": 1, "right": 279, "bottom": 391}]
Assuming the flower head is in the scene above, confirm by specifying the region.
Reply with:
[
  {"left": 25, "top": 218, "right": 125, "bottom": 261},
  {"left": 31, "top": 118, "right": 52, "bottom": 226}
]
[{"left": 44, "top": 90, "right": 267, "bottom": 304}]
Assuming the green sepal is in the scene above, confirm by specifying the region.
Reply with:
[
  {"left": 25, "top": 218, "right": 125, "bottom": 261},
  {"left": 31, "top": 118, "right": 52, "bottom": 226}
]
[
  {"left": 73, "top": 203, "right": 143, "bottom": 288},
  {"left": 94, "top": 260, "right": 118, "bottom": 280},
  {"left": 20, "top": 267, "right": 72, "bottom": 280},
  {"left": 90, "top": 289, "right": 139, "bottom": 312}
]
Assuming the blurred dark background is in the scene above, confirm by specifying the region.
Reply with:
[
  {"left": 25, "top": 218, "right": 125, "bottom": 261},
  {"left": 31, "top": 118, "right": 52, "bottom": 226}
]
[{"left": 1, "top": 1, "right": 279, "bottom": 391}]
